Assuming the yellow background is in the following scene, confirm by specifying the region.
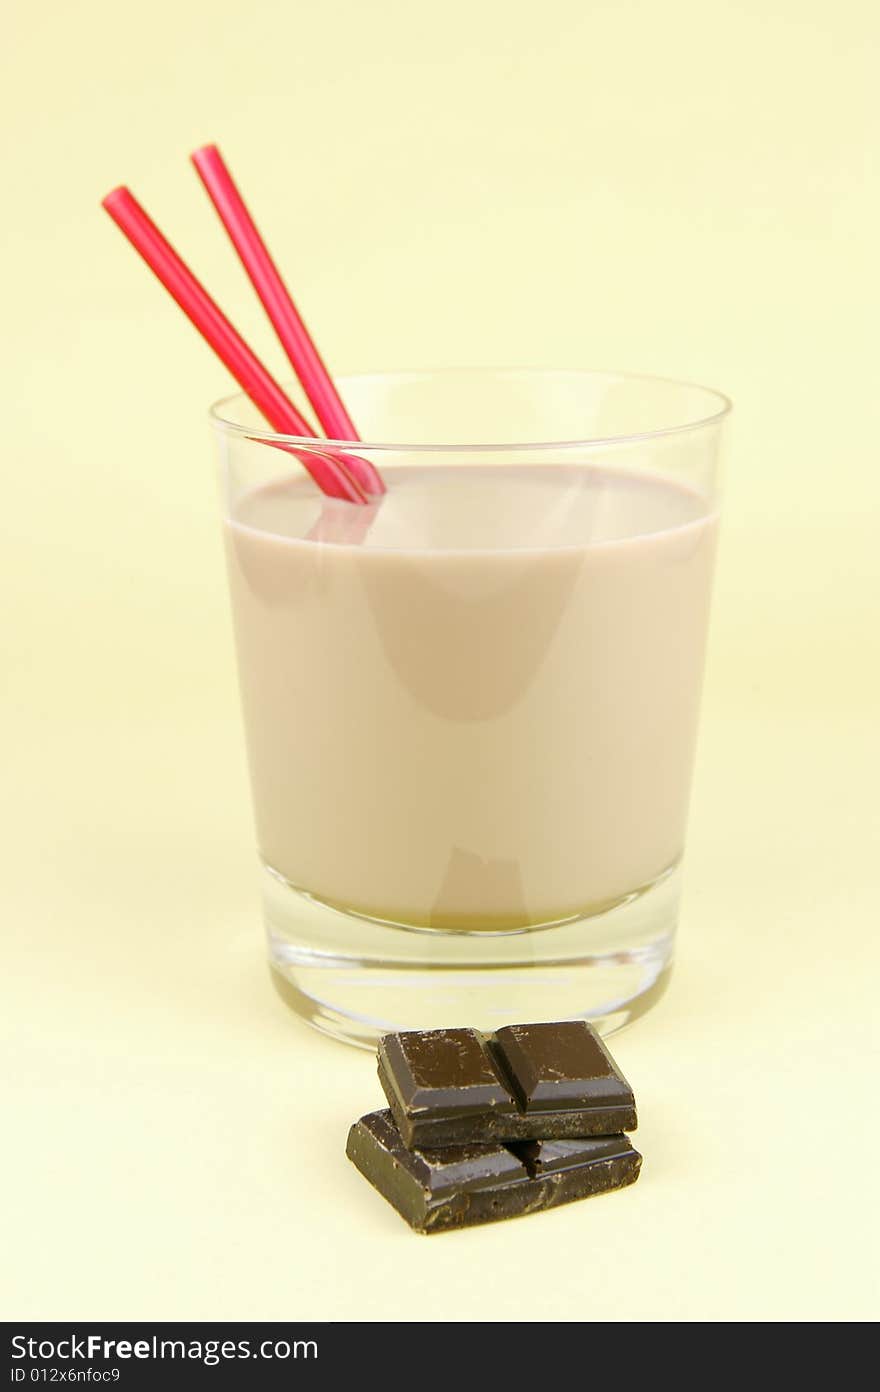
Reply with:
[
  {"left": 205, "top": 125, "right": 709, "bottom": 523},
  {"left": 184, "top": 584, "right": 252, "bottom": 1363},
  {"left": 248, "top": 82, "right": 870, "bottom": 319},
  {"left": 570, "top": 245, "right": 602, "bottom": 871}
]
[{"left": 2, "top": 0, "right": 878, "bottom": 1321}]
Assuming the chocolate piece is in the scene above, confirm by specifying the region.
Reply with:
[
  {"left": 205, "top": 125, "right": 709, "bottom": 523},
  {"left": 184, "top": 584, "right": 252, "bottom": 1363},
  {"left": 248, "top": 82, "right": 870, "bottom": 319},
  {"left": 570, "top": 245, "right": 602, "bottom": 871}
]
[
  {"left": 346, "top": 1109, "right": 641, "bottom": 1234},
  {"left": 378, "top": 1020, "right": 636, "bottom": 1147}
]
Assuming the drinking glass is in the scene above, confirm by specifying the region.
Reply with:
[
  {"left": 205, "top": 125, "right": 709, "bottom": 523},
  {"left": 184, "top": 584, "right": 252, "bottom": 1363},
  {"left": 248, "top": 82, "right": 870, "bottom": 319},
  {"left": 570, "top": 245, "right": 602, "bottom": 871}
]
[{"left": 212, "top": 368, "right": 730, "bottom": 1047}]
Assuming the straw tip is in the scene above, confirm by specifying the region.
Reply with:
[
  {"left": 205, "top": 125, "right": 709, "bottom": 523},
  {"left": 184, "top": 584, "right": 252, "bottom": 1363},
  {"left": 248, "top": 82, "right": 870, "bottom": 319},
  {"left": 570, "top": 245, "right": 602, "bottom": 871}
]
[
  {"left": 191, "top": 143, "right": 220, "bottom": 167},
  {"left": 101, "top": 185, "right": 131, "bottom": 212}
]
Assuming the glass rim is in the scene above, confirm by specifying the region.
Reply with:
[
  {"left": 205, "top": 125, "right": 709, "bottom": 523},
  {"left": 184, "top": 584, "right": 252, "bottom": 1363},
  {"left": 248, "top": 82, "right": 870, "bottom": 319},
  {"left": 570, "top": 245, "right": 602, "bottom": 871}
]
[{"left": 209, "top": 366, "right": 732, "bottom": 453}]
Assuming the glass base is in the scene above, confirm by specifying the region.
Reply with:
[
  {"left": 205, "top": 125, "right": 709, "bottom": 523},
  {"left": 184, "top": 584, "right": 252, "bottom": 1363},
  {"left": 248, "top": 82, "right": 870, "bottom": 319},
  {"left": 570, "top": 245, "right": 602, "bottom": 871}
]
[{"left": 264, "top": 862, "right": 679, "bottom": 1049}]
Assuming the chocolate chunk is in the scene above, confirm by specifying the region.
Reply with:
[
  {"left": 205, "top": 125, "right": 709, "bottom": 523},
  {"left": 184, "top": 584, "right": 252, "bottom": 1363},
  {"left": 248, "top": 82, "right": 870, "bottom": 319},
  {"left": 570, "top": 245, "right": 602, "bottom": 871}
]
[
  {"left": 378, "top": 1028, "right": 510, "bottom": 1120},
  {"left": 377, "top": 1020, "right": 636, "bottom": 1147},
  {"left": 346, "top": 1109, "right": 642, "bottom": 1234}
]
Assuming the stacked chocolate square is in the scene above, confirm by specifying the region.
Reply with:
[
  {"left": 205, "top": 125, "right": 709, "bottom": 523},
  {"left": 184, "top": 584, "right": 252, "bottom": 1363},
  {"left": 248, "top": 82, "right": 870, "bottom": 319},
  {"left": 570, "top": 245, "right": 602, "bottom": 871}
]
[{"left": 347, "top": 1020, "right": 641, "bottom": 1234}]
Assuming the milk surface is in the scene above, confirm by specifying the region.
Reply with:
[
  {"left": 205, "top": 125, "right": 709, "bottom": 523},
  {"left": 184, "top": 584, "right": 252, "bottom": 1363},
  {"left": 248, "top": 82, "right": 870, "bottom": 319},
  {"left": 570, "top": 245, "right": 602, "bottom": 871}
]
[{"left": 225, "top": 465, "right": 718, "bottom": 930}]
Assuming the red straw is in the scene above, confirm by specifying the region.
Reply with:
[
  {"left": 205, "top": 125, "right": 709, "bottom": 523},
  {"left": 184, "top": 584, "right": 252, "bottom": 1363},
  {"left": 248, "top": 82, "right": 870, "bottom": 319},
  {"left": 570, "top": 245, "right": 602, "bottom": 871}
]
[
  {"left": 191, "top": 144, "right": 385, "bottom": 496},
  {"left": 101, "top": 186, "right": 367, "bottom": 504}
]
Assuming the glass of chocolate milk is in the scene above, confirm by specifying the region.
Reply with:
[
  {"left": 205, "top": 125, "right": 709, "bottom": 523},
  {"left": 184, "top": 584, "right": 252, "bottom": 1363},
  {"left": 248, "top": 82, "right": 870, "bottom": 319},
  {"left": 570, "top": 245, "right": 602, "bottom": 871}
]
[{"left": 212, "top": 369, "right": 730, "bottom": 1047}]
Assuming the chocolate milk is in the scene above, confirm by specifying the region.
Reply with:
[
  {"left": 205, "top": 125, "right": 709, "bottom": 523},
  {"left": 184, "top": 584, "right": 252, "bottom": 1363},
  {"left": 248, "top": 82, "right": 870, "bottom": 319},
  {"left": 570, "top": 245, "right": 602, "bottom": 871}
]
[{"left": 225, "top": 465, "right": 717, "bottom": 930}]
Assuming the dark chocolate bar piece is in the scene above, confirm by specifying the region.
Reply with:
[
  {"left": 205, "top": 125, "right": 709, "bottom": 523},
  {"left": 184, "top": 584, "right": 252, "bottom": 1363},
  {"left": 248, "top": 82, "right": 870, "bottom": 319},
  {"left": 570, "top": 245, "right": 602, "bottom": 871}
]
[
  {"left": 346, "top": 1109, "right": 641, "bottom": 1234},
  {"left": 378, "top": 1020, "right": 636, "bottom": 1147}
]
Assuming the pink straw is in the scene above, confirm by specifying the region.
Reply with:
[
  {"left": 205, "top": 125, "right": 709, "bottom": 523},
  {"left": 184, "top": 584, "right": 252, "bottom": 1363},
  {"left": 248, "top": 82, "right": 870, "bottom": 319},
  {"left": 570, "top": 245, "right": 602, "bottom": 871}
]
[
  {"left": 101, "top": 186, "right": 367, "bottom": 504},
  {"left": 191, "top": 144, "right": 385, "bottom": 496}
]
